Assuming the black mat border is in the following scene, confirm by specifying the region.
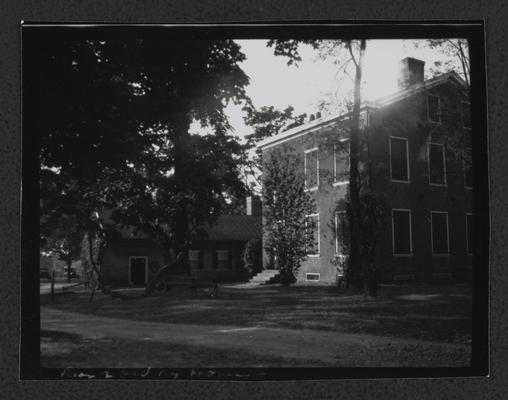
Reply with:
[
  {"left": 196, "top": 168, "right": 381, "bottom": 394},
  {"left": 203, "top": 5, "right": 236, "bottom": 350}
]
[{"left": 19, "top": 21, "right": 489, "bottom": 382}]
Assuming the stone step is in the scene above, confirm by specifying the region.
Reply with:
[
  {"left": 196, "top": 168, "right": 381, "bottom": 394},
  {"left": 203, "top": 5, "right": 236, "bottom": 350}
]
[{"left": 249, "top": 270, "right": 281, "bottom": 285}]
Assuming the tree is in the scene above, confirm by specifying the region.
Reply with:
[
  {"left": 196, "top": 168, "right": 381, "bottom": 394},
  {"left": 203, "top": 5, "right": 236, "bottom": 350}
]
[
  {"left": 262, "top": 147, "right": 316, "bottom": 286},
  {"left": 37, "top": 38, "right": 251, "bottom": 295},
  {"left": 244, "top": 105, "right": 307, "bottom": 146},
  {"left": 242, "top": 104, "right": 307, "bottom": 192},
  {"left": 40, "top": 213, "right": 83, "bottom": 283},
  {"left": 421, "top": 39, "right": 470, "bottom": 87},
  {"left": 241, "top": 238, "right": 263, "bottom": 278},
  {"left": 268, "top": 39, "right": 376, "bottom": 293}
]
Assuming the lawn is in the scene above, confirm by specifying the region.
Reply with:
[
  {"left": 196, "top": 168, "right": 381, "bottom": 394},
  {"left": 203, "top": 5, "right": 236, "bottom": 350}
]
[{"left": 40, "top": 283, "right": 473, "bottom": 368}]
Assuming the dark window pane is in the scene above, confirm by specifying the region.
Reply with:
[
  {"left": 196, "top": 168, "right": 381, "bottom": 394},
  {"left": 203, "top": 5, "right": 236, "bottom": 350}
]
[
  {"left": 462, "top": 101, "right": 471, "bottom": 128},
  {"left": 335, "top": 211, "right": 349, "bottom": 255},
  {"left": 217, "top": 250, "right": 229, "bottom": 269},
  {"left": 198, "top": 251, "right": 204, "bottom": 269},
  {"left": 305, "top": 150, "right": 318, "bottom": 188},
  {"left": 432, "top": 212, "right": 449, "bottom": 254},
  {"left": 393, "top": 210, "right": 411, "bottom": 254},
  {"left": 306, "top": 215, "right": 319, "bottom": 255},
  {"left": 429, "top": 143, "right": 446, "bottom": 185},
  {"left": 428, "top": 94, "right": 441, "bottom": 122},
  {"left": 188, "top": 250, "right": 201, "bottom": 269},
  {"left": 212, "top": 251, "right": 218, "bottom": 270},
  {"left": 466, "top": 214, "right": 473, "bottom": 254},
  {"left": 390, "top": 137, "right": 409, "bottom": 181},
  {"left": 334, "top": 142, "right": 349, "bottom": 182}
]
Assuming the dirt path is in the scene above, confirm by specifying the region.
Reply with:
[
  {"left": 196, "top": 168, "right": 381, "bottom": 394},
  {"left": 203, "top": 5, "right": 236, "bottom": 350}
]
[{"left": 41, "top": 306, "right": 471, "bottom": 367}]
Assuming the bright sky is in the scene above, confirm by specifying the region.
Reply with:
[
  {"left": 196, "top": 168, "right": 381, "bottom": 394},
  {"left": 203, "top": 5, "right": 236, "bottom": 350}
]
[{"left": 225, "top": 39, "right": 464, "bottom": 141}]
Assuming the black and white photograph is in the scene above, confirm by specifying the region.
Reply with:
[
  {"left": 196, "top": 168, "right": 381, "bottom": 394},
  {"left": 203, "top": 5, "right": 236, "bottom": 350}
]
[{"left": 20, "top": 22, "right": 488, "bottom": 379}]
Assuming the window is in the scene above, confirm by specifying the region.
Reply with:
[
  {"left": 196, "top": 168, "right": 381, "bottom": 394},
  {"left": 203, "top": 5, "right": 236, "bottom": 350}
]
[
  {"left": 428, "top": 142, "right": 447, "bottom": 186},
  {"left": 188, "top": 250, "right": 204, "bottom": 270},
  {"left": 306, "top": 214, "right": 320, "bottom": 257},
  {"left": 390, "top": 137, "right": 410, "bottom": 182},
  {"left": 466, "top": 213, "right": 473, "bottom": 255},
  {"left": 462, "top": 101, "right": 471, "bottom": 129},
  {"left": 427, "top": 94, "right": 441, "bottom": 123},
  {"left": 334, "top": 141, "right": 350, "bottom": 185},
  {"left": 305, "top": 273, "right": 320, "bottom": 281},
  {"left": 212, "top": 251, "right": 218, "bottom": 270},
  {"left": 392, "top": 209, "right": 412, "bottom": 255},
  {"left": 304, "top": 148, "right": 319, "bottom": 190},
  {"left": 334, "top": 211, "right": 349, "bottom": 255},
  {"left": 216, "top": 250, "right": 230, "bottom": 269},
  {"left": 431, "top": 212, "right": 450, "bottom": 255},
  {"left": 463, "top": 153, "right": 473, "bottom": 188}
]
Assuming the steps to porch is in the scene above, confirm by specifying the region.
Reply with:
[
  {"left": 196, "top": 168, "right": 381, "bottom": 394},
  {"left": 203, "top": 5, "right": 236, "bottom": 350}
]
[{"left": 249, "top": 269, "right": 280, "bottom": 285}]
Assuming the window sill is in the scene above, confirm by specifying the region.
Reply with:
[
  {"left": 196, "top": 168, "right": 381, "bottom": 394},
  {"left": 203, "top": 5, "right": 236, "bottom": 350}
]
[
  {"left": 429, "top": 183, "right": 447, "bottom": 187},
  {"left": 465, "top": 186, "right": 473, "bottom": 190},
  {"left": 393, "top": 253, "right": 413, "bottom": 257},
  {"left": 391, "top": 179, "right": 411, "bottom": 184},
  {"left": 305, "top": 187, "right": 318, "bottom": 192},
  {"left": 306, "top": 254, "right": 320, "bottom": 258},
  {"left": 432, "top": 253, "right": 451, "bottom": 256},
  {"left": 333, "top": 181, "right": 349, "bottom": 187},
  {"left": 427, "top": 119, "right": 442, "bottom": 125}
]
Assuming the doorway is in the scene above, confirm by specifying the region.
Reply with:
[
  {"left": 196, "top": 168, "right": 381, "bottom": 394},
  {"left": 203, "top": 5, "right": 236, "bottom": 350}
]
[{"left": 129, "top": 256, "right": 147, "bottom": 286}]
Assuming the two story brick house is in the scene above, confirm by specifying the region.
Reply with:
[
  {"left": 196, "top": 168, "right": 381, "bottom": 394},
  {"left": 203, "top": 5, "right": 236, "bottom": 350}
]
[{"left": 258, "top": 58, "right": 473, "bottom": 284}]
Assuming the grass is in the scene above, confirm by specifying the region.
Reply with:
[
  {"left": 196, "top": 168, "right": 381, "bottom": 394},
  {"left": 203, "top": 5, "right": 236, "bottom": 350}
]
[
  {"left": 40, "top": 283, "right": 473, "bottom": 368},
  {"left": 42, "top": 283, "right": 472, "bottom": 344},
  {"left": 41, "top": 329, "right": 333, "bottom": 368}
]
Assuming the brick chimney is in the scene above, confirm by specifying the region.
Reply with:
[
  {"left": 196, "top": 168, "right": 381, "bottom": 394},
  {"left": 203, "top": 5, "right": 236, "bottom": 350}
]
[
  {"left": 246, "top": 195, "right": 262, "bottom": 216},
  {"left": 397, "top": 57, "right": 425, "bottom": 89}
]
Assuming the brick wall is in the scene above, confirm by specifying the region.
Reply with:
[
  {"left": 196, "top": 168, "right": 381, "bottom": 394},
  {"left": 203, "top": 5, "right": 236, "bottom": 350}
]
[{"left": 261, "top": 78, "right": 472, "bottom": 284}]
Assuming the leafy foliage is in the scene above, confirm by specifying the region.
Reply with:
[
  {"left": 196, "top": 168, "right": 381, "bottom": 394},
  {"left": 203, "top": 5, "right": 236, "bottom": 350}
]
[
  {"left": 241, "top": 238, "right": 263, "bottom": 277},
  {"left": 38, "top": 39, "right": 251, "bottom": 288},
  {"left": 244, "top": 105, "right": 307, "bottom": 146},
  {"left": 40, "top": 213, "right": 83, "bottom": 281},
  {"left": 262, "top": 147, "right": 316, "bottom": 285},
  {"left": 423, "top": 39, "right": 470, "bottom": 87}
]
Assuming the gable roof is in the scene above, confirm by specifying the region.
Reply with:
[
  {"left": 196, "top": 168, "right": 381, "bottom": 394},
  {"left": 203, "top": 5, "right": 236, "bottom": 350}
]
[
  {"left": 110, "top": 212, "right": 261, "bottom": 242},
  {"left": 257, "top": 71, "right": 468, "bottom": 150},
  {"left": 203, "top": 214, "right": 261, "bottom": 242}
]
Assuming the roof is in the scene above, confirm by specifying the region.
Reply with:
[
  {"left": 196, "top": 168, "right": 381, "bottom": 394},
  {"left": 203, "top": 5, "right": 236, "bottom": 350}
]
[
  {"left": 110, "top": 212, "right": 261, "bottom": 243},
  {"left": 203, "top": 214, "right": 262, "bottom": 242},
  {"left": 257, "top": 71, "right": 468, "bottom": 150}
]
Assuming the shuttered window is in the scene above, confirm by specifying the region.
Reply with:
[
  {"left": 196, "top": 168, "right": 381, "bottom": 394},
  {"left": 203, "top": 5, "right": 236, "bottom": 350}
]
[
  {"left": 390, "top": 137, "right": 409, "bottom": 182},
  {"left": 216, "top": 250, "right": 230, "bottom": 269},
  {"left": 334, "top": 141, "right": 350, "bottom": 184},
  {"left": 306, "top": 214, "right": 320, "bottom": 256},
  {"left": 304, "top": 148, "right": 318, "bottom": 190},
  {"left": 392, "top": 209, "right": 412, "bottom": 255},
  {"left": 428, "top": 143, "right": 446, "bottom": 185},
  {"left": 431, "top": 212, "right": 450, "bottom": 255},
  {"left": 427, "top": 94, "right": 441, "bottom": 123},
  {"left": 334, "top": 211, "right": 349, "bottom": 255}
]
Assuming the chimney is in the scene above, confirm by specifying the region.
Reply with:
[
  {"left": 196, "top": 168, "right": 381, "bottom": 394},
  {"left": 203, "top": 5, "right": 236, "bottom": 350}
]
[
  {"left": 246, "top": 195, "right": 262, "bottom": 216},
  {"left": 397, "top": 57, "right": 425, "bottom": 89},
  {"left": 309, "top": 114, "right": 315, "bottom": 122},
  {"left": 316, "top": 111, "right": 321, "bottom": 119}
]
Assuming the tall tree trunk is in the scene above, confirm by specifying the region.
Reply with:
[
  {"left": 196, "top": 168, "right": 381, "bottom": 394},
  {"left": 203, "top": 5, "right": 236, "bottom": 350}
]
[
  {"left": 171, "top": 108, "right": 192, "bottom": 274},
  {"left": 66, "top": 258, "right": 72, "bottom": 283},
  {"left": 86, "top": 230, "right": 104, "bottom": 289},
  {"left": 347, "top": 39, "right": 366, "bottom": 288}
]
